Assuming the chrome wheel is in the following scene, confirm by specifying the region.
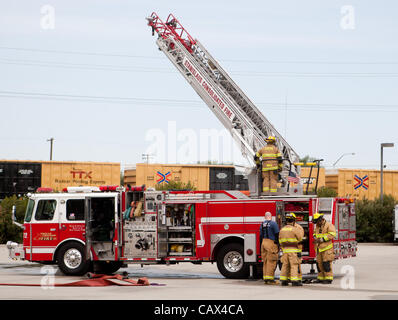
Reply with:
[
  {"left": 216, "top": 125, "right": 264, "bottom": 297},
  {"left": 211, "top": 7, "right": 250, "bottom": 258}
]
[
  {"left": 63, "top": 248, "right": 82, "bottom": 269},
  {"left": 223, "top": 250, "right": 243, "bottom": 273}
]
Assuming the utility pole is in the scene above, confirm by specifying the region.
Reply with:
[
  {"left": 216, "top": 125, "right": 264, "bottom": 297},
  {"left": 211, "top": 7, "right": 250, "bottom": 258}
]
[
  {"left": 47, "top": 137, "right": 54, "bottom": 160},
  {"left": 380, "top": 143, "right": 394, "bottom": 202},
  {"left": 142, "top": 153, "right": 154, "bottom": 164}
]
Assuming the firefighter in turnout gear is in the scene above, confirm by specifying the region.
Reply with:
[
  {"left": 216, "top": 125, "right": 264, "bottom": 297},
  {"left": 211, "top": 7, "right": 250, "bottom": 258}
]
[
  {"left": 312, "top": 212, "right": 337, "bottom": 284},
  {"left": 278, "top": 212, "right": 304, "bottom": 286},
  {"left": 255, "top": 136, "right": 282, "bottom": 194},
  {"left": 259, "top": 211, "right": 280, "bottom": 284},
  {"left": 294, "top": 219, "right": 305, "bottom": 282}
]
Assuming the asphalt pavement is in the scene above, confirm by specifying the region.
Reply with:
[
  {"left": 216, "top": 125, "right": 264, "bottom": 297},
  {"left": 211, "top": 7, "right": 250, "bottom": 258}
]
[{"left": 0, "top": 244, "right": 397, "bottom": 300}]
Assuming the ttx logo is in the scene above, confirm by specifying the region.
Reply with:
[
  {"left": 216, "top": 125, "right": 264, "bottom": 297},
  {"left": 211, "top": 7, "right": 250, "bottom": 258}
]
[{"left": 70, "top": 170, "right": 92, "bottom": 179}]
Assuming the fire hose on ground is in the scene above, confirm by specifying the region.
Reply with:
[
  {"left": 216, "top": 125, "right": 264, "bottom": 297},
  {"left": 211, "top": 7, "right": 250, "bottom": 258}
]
[{"left": 0, "top": 272, "right": 166, "bottom": 287}]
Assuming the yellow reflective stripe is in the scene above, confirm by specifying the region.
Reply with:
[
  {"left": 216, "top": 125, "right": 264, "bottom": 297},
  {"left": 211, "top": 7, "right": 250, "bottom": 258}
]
[
  {"left": 280, "top": 276, "right": 288, "bottom": 280},
  {"left": 318, "top": 243, "right": 333, "bottom": 252},
  {"left": 256, "top": 152, "right": 261, "bottom": 157},
  {"left": 282, "top": 227, "right": 293, "bottom": 231},
  {"left": 279, "top": 238, "right": 299, "bottom": 243},
  {"left": 323, "top": 235, "right": 329, "bottom": 241},
  {"left": 290, "top": 277, "right": 301, "bottom": 281},
  {"left": 270, "top": 189, "right": 277, "bottom": 192},
  {"left": 314, "top": 233, "right": 333, "bottom": 238},
  {"left": 317, "top": 276, "right": 326, "bottom": 280},
  {"left": 262, "top": 166, "right": 278, "bottom": 171},
  {"left": 261, "top": 153, "right": 279, "bottom": 157},
  {"left": 294, "top": 162, "right": 304, "bottom": 166},
  {"left": 276, "top": 153, "right": 282, "bottom": 157},
  {"left": 324, "top": 276, "right": 333, "bottom": 280},
  {"left": 282, "top": 248, "right": 301, "bottom": 253},
  {"left": 263, "top": 276, "right": 274, "bottom": 280}
]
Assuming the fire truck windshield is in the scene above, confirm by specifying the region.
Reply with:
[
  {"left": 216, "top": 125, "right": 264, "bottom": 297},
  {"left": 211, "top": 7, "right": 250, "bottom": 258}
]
[{"left": 24, "top": 199, "right": 35, "bottom": 222}]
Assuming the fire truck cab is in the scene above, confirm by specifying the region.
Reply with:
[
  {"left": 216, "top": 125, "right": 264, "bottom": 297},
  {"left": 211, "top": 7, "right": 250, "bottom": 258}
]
[{"left": 7, "top": 186, "right": 357, "bottom": 278}]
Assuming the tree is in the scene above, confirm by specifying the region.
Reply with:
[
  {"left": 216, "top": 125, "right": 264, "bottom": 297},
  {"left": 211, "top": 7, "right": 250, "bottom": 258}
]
[
  {"left": 0, "top": 196, "right": 28, "bottom": 244},
  {"left": 355, "top": 194, "right": 396, "bottom": 243},
  {"left": 155, "top": 180, "right": 197, "bottom": 191},
  {"left": 299, "top": 155, "right": 323, "bottom": 167},
  {"left": 316, "top": 186, "right": 338, "bottom": 198}
]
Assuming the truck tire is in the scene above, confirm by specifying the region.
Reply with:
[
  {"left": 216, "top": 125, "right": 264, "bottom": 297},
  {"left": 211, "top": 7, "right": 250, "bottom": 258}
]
[
  {"left": 93, "top": 261, "right": 123, "bottom": 275},
  {"left": 216, "top": 243, "right": 250, "bottom": 279},
  {"left": 57, "top": 242, "right": 90, "bottom": 276}
]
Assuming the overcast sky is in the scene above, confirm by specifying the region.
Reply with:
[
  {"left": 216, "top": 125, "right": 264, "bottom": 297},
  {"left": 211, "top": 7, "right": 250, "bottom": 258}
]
[{"left": 1, "top": 1, "right": 397, "bottom": 170}]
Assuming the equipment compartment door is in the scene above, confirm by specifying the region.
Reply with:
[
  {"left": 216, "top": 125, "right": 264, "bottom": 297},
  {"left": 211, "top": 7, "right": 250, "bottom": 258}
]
[
  {"left": 157, "top": 203, "right": 167, "bottom": 257},
  {"left": 84, "top": 197, "right": 93, "bottom": 261},
  {"left": 85, "top": 196, "right": 117, "bottom": 261}
]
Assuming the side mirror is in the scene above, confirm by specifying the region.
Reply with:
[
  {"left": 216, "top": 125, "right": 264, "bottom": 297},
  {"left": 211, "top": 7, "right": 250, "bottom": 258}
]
[{"left": 11, "top": 205, "right": 24, "bottom": 229}]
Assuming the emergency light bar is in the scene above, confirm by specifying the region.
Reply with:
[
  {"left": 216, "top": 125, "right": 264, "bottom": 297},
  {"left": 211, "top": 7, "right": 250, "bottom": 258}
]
[
  {"left": 36, "top": 187, "right": 53, "bottom": 193},
  {"left": 60, "top": 186, "right": 125, "bottom": 193},
  {"left": 66, "top": 186, "right": 101, "bottom": 193}
]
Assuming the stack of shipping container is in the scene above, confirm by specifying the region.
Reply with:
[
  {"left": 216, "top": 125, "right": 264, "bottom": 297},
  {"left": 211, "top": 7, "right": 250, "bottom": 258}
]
[
  {"left": 124, "top": 163, "right": 248, "bottom": 191},
  {"left": 325, "top": 169, "right": 398, "bottom": 200},
  {"left": 0, "top": 160, "right": 120, "bottom": 199},
  {"left": 2, "top": 160, "right": 394, "bottom": 201}
]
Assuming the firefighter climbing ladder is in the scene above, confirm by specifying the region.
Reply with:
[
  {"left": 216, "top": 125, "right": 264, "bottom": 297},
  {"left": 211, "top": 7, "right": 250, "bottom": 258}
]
[{"left": 147, "top": 13, "right": 301, "bottom": 192}]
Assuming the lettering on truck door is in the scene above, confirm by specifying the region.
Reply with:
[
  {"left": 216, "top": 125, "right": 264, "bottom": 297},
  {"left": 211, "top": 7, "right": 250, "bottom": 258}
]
[{"left": 59, "top": 198, "right": 86, "bottom": 244}]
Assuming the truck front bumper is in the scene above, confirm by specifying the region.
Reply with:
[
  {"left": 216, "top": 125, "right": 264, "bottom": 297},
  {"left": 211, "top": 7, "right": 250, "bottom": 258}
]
[{"left": 6, "top": 241, "right": 25, "bottom": 260}]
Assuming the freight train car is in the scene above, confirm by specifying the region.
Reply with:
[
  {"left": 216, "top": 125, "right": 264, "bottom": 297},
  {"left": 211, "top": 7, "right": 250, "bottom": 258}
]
[
  {"left": 125, "top": 163, "right": 248, "bottom": 191},
  {"left": 0, "top": 160, "right": 120, "bottom": 198},
  {"left": 326, "top": 169, "right": 398, "bottom": 199}
]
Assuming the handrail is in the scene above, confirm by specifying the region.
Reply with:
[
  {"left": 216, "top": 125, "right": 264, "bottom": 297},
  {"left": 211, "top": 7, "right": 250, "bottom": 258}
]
[{"left": 147, "top": 12, "right": 196, "bottom": 53}]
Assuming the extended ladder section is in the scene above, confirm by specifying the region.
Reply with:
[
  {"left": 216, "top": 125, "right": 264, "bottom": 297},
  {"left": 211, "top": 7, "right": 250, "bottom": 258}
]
[{"left": 147, "top": 13, "right": 302, "bottom": 194}]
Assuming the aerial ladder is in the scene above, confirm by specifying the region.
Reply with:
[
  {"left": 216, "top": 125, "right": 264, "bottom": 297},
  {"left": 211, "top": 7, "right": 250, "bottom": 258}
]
[{"left": 146, "top": 13, "right": 305, "bottom": 196}]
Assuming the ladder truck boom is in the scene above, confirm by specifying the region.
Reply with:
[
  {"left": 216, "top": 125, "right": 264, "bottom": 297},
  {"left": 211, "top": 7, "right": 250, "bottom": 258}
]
[{"left": 147, "top": 13, "right": 302, "bottom": 195}]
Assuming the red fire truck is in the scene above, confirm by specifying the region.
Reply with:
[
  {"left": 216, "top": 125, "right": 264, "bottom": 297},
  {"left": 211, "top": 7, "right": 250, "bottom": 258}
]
[
  {"left": 7, "top": 186, "right": 357, "bottom": 278},
  {"left": 7, "top": 13, "right": 357, "bottom": 277}
]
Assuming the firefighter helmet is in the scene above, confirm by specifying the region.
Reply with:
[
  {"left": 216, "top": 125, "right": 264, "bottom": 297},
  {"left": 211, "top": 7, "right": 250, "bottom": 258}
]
[
  {"left": 312, "top": 212, "right": 324, "bottom": 223},
  {"left": 265, "top": 136, "right": 276, "bottom": 143},
  {"left": 285, "top": 212, "right": 296, "bottom": 221}
]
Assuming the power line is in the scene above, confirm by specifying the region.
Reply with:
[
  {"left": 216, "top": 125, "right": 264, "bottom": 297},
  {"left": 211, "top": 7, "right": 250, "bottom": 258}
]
[
  {"left": 0, "top": 46, "right": 162, "bottom": 60},
  {"left": 0, "top": 58, "right": 173, "bottom": 74},
  {"left": 0, "top": 90, "right": 398, "bottom": 112},
  {"left": 1, "top": 46, "right": 398, "bottom": 65},
  {"left": 2, "top": 57, "right": 398, "bottom": 78}
]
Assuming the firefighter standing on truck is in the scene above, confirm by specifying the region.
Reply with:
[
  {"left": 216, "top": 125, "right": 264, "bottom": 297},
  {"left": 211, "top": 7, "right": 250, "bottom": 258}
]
[
  {"left": 279, "top": 212, "right": 304, "bottom": 286},
  {"left": 259, "top": 211, "right": 280, "bottom": 284},
  {"left": 312, "top": 212, "right": 336, "bottom": 284},
  {"left": 255, "top": 136, "right": 282, "bottom": 194}
]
